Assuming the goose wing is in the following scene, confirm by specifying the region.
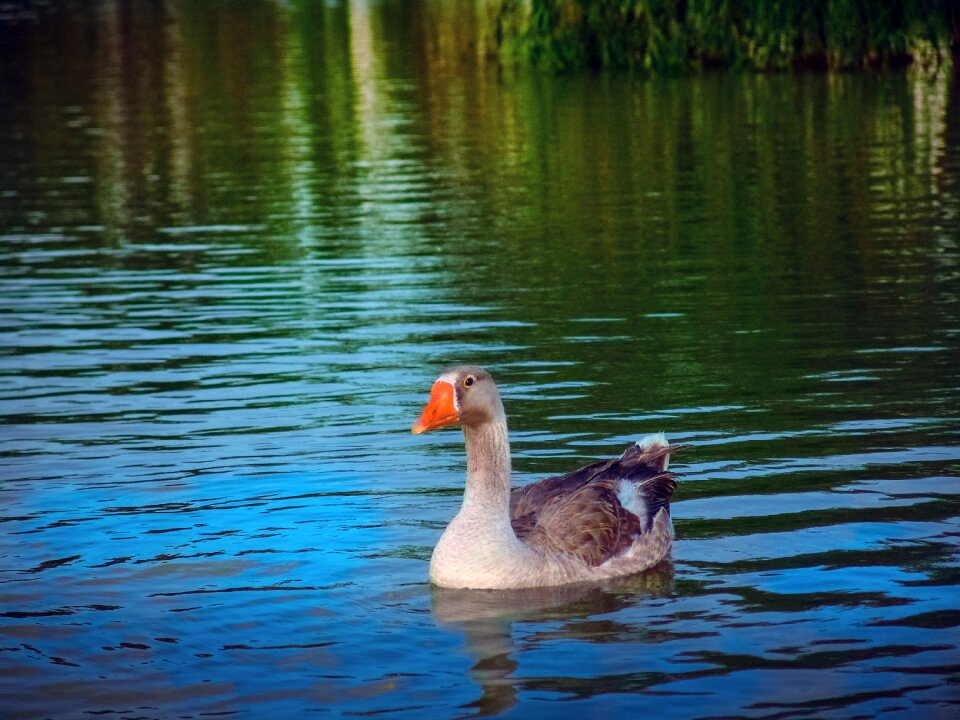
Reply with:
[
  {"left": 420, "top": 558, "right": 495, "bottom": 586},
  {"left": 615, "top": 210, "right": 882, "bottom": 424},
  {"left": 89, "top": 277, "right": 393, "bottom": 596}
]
[{"left": 510, "top": 439, "right": 680, "bottom": 567}]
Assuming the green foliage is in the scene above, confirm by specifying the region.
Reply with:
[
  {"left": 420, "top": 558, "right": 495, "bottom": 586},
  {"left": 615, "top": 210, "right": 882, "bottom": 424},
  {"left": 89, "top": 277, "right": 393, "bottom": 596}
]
[{"left": 489, "top": 0, "right": 953, "bottom": 71}]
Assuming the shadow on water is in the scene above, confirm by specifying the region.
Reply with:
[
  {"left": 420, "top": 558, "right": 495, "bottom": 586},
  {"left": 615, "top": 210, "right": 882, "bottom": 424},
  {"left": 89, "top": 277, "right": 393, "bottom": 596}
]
[{"left": 431, "top": 566, "right": 676, "bottom": 716}]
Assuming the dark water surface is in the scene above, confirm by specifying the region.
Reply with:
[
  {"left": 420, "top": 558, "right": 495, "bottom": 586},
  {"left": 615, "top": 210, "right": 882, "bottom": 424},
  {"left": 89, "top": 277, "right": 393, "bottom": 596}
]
[{"left": 2, "top": 2, "right": 960, "bottom": 718}]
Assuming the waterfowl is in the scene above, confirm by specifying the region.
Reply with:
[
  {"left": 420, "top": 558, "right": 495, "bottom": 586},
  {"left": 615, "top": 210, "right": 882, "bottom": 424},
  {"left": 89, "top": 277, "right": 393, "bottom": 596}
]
[{"left": 412, "top": 365, "right": 680, "bottom": 590}]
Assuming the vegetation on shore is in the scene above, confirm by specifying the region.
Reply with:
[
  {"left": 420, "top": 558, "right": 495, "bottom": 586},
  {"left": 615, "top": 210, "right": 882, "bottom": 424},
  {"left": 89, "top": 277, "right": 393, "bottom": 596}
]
[{"left": 488, "top": 0, "right": 958, "bottom": 71}]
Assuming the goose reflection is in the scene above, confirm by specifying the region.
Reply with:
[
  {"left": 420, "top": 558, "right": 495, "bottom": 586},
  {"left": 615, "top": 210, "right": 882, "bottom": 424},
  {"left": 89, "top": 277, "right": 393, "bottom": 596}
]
[{"left": 430, "top": 563, "right": 675, "bottom": 716}]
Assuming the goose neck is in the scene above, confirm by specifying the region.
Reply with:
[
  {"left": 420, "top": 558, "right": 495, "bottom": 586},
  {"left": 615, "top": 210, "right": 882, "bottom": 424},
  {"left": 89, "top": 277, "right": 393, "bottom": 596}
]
[{"left": 462, "top": 419, "right": 512, "bottom": 512}]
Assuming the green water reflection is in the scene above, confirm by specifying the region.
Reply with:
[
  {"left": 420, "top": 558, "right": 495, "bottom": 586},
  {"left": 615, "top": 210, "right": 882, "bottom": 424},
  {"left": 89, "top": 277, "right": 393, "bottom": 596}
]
[
  {"left": 5, "top": 4, "right": 956, "bottom": 408},
  {"left": 4, "top": 2, "right": 955, "bottom": 259}
]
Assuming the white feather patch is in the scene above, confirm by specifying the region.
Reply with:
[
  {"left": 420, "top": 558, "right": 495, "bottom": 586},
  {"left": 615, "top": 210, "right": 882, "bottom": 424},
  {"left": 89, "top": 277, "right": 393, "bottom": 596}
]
[
  {"left": 638, "top": 431, "right": 669, "bottom": 470},
  {"left": 435, "top": 373, "right": 460, "bottom": 412},
  {"left": 616, "top": 479, "right": 649, "bottom": 533},
  {"left": 638, "top": 431, "right": 667, "bottom": 449}
]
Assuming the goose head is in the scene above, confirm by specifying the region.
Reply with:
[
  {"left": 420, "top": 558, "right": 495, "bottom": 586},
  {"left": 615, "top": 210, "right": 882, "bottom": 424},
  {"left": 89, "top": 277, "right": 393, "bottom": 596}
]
[{"left": 412, "top": 365, "right": 503, "bottom": 434}]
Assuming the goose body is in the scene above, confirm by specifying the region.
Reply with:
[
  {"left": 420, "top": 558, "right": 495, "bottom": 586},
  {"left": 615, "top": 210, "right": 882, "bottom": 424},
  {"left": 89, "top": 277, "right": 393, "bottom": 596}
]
[{"left": 413, "top": 365, "right": 680, "bottom": 590}]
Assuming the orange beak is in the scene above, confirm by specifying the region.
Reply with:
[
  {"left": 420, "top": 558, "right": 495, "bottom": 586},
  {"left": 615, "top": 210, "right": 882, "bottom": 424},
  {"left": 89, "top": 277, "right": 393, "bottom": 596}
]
[{"left": 412, "top": 380, "right": 458, "bottom": 434}]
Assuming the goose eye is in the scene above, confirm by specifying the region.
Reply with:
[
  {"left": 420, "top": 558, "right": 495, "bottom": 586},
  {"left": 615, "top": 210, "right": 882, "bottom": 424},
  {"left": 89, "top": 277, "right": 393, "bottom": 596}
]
[{"left": 464, "top": 376, "right": 475, "bottom": 387}]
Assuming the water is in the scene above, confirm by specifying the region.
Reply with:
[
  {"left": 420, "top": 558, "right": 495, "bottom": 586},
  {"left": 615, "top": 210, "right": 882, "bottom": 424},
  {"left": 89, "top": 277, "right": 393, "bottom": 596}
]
[{"left": 2, "top": 2, "right": 959, "bottom": 718}]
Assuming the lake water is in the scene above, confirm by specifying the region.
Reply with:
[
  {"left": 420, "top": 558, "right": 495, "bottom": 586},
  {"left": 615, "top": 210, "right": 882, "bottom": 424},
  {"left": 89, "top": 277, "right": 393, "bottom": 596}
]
[{"left": 2, "top": 2, "right": 959, "bottom": 718}]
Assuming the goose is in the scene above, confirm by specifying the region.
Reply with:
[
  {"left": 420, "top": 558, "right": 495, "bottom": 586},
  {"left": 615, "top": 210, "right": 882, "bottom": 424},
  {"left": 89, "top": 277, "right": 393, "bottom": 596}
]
[{"left": 412, "top": 365, "right": 680, "bottom": 589}]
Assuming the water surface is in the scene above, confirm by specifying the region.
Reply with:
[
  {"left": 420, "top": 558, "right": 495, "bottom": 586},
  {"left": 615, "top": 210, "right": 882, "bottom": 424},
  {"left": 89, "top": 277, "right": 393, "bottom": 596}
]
[{"left": 1, "top": 2, "right": 959, "bottom": 718}]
